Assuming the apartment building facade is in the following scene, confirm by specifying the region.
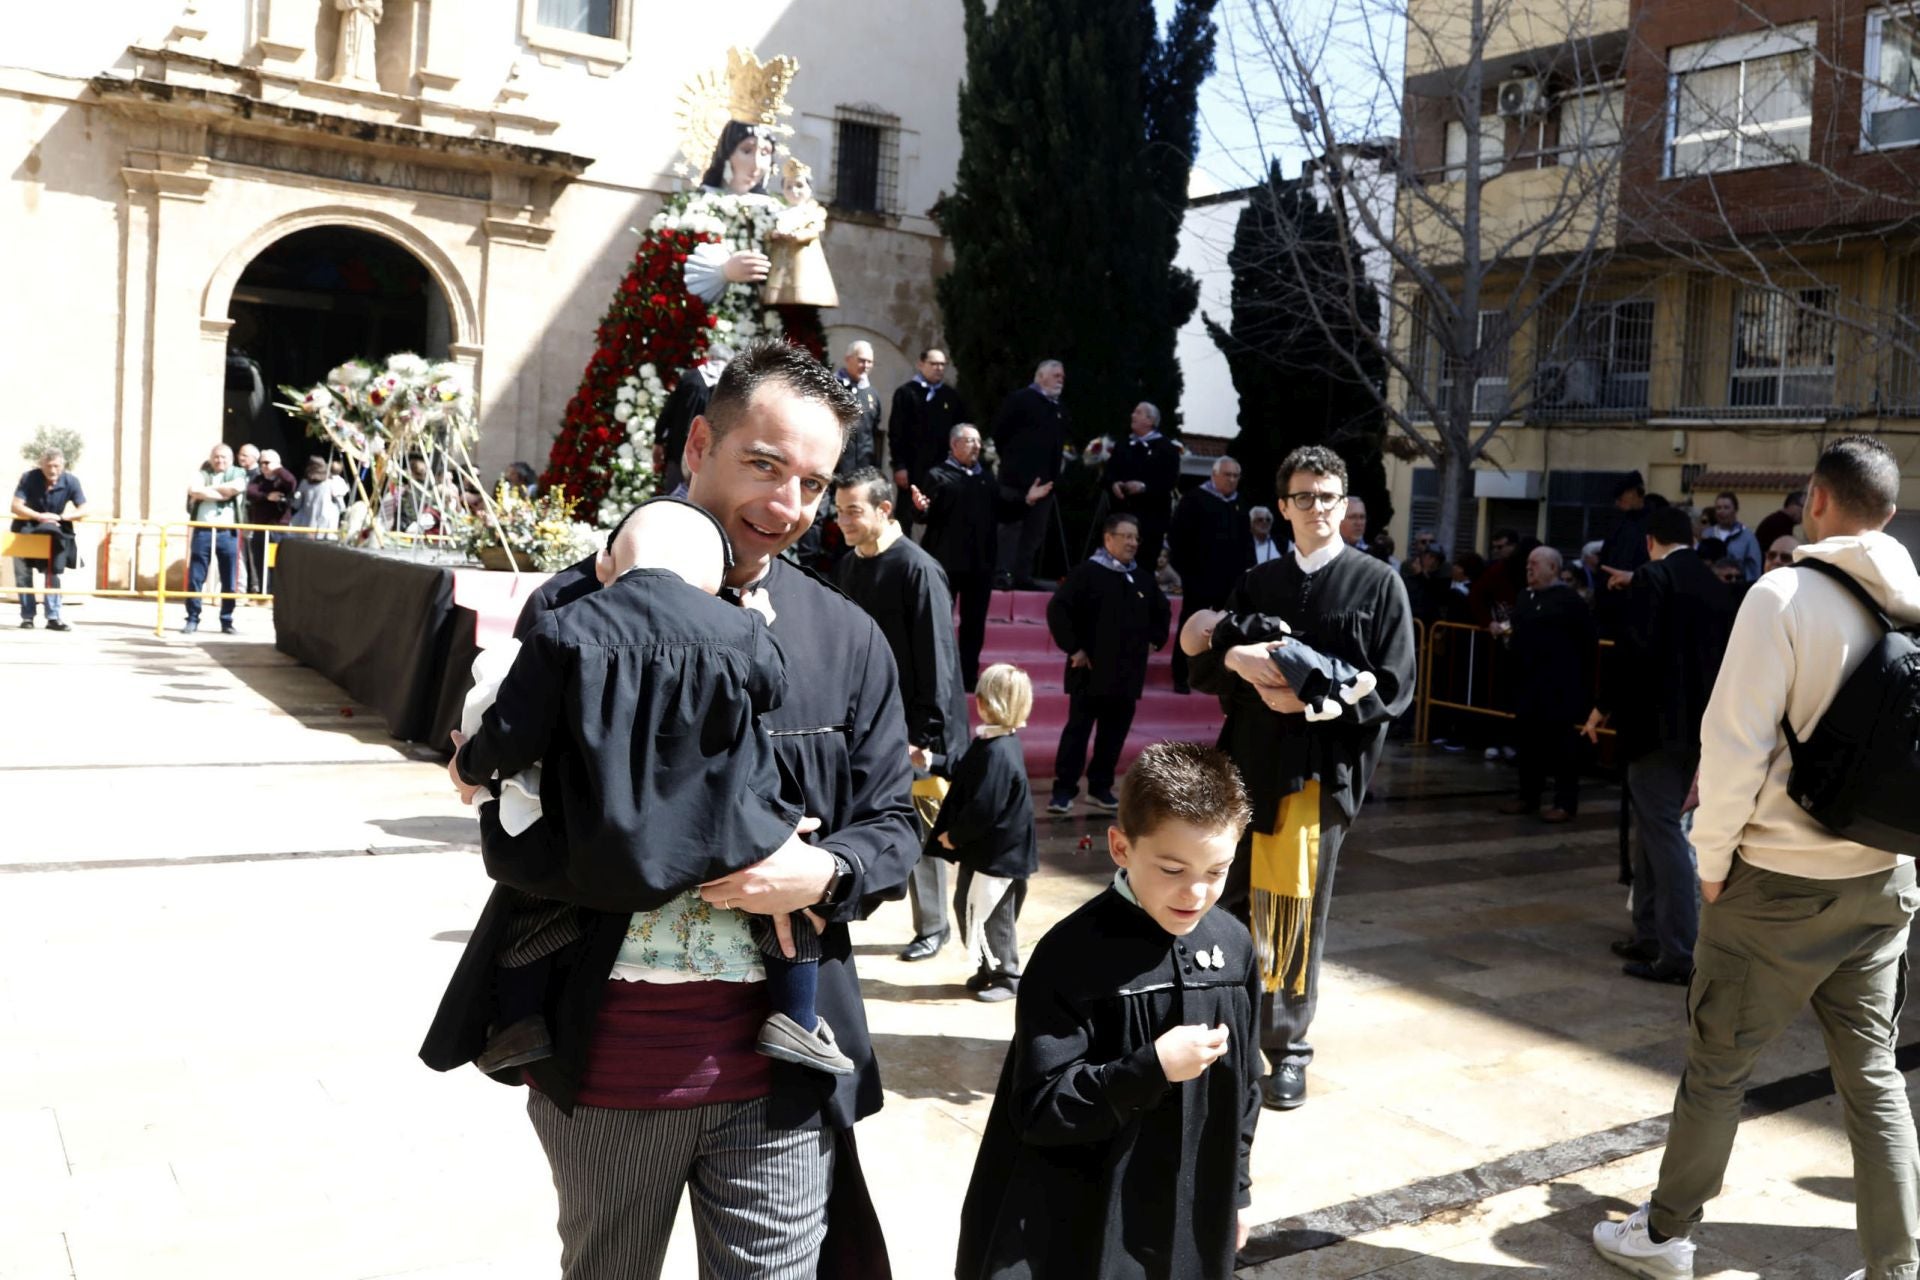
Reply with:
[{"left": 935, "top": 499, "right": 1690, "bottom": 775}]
[{"left": 1387, "top": 0, "right": 1920, "bottom": 552}]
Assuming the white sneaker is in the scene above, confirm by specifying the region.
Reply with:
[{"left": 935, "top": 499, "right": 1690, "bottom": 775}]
[{"left": 1592, "top": 1204, "right": 1695, "bottom": 1279}]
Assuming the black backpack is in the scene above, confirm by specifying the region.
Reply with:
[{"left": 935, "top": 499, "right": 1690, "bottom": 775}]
[{"left": 1782, "top": 558, "right": 1920, "bottom": 856}]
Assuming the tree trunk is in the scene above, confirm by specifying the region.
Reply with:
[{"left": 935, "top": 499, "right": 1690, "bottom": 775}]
[{"left": 1433, "top": 446, "right": 1475, "bottom": 558}]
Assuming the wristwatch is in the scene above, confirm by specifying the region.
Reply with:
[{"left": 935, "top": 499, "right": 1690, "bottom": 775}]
[{"left": 819, "top": 852, "right": 854, "bottom": 907}]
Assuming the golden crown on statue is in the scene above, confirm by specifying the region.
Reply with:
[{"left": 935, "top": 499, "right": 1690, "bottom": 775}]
[{"left": 673, "top": 47, "right": 799, "bottom": 178}]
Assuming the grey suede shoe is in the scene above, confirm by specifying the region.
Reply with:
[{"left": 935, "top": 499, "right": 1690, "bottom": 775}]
[{"left": 756, "top": 1012, "right": 855, "bottom": 1075}]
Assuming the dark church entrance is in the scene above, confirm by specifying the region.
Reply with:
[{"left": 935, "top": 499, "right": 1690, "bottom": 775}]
[{"left": 224, "top": 226, "right": 451, "bottom": 466}]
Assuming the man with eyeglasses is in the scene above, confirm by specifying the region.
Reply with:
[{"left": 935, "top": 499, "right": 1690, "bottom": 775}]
[
  {"left": 1181, "top": 446, "right": 1416, "bottom": 1112},
  {"left": 1764, "top": 534, "right": 1801, "bottom": 573}
]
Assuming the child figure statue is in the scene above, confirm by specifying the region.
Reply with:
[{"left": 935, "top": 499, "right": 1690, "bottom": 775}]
[{"left": 763, "top": 158, "right": 839, "bottom": 308}]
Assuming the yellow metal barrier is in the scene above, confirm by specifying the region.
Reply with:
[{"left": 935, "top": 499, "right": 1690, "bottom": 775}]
[
  {"left": 1415, "top": 619, "right": 1615, "bottom": 746},
  {"left": 2, "top": 516, "right": 458, "bottom": 636}
]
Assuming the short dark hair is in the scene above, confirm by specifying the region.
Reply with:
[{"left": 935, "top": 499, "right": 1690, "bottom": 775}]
[
  {"left": 1812, "top": 435, "right": 1900, "bottom": 522},
  {"left": 1490, "top": 527, "right": 1519, "bottom": 547},
  {"left": 1647, "top": 506, "right": 1694, "bottom": 547},
  {"left": 1785, "top": 489, "right": 1806, "bottom": 507},
  {"left": 836, "top": 466, "right": 894, "bottom": 510},
  {"left": 917, "top": 347, "right": 946, "bottom": 362},
  {"left": 505, "top": 460, "right": 537, "bottom": 485},
  {"left": 1715, "top": 491, "right": 1739, "bottom": 510},
  {"left": 1612, "top": 471, "right": 1646, "bottom": 499},
  {"left": 1103, "top": 512, "right": 1141, "bottom": 535},
  {"left": 705, "top": 340, "right": 859, "bottom": 450},
  {"left": 1117, "top": 742, "right": 1252, "bottom": 841},
  {"left": 1696, "top": 535, "right": 1727, "bottom": 560},
  {"left": 1276, "top": 445, "right": 1348, "bottom": 495}
]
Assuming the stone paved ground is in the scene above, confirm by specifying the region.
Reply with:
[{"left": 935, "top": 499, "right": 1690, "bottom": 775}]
[{"left": 1, "top": 599, "right": 1913, "bottom": 1279}]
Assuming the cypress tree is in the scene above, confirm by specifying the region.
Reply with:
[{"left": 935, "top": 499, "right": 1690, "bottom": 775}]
[
  {"left": 1205, "top": 163, "right": 1391, "bottom": 529},
  {"left": 936, "top": 0, "right": 1217, "bottom": 450}
]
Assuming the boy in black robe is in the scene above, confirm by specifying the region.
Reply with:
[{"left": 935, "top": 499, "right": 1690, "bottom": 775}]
[
  {"left": 451, "top": 498, "right": 851, "bottom": 1077},
  {"left": 957, "top": 742, "right": 1261, "bottom": 1280}
]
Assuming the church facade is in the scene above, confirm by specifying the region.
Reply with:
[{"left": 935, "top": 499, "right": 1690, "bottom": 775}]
[{"left": 2, "top": 1, "right": 962, "bottom": 537}]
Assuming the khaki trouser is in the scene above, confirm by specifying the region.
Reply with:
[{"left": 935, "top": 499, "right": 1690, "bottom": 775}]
[{"left": 1651, "top": 856, "right": 1920, "bottom": 1280}]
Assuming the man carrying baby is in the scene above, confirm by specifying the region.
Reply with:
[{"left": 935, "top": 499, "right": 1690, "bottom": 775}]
[{"left": 1181, "top": 445, "right": 1417, "bottom": 1114}]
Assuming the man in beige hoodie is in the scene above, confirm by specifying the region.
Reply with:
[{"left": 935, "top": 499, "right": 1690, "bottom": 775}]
[{"left": 1594, "top": 435, "right": 1920, "bottom": 1280}]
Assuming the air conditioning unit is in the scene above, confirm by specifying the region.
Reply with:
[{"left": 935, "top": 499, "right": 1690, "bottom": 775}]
[
  {"left": 1536, "top": 358, "right": 1602, "bottom": 408},
  {"left": 1497, "top": 75, "right": 1547, "bottom": 118}
]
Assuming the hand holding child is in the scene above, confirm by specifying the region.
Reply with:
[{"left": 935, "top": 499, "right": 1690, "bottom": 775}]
[{"left": 1155, "top": 1022, "right": 1230, "bottom": 1082}]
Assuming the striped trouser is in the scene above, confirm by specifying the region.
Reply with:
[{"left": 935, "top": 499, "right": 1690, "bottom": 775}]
[{"left": 526, "top": 1091, "right": 833, "bottom": 1280}]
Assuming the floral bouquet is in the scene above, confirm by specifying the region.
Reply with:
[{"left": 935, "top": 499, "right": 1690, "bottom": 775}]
[
  {"left": 454, "top": 483, "right": 601, "bottom": 573},
  {"left": 1080, "top": 436, "right": 1115, "bottom": 467},
  {"left": 278, "top": 352, "right": 479, "bottom": 546}
]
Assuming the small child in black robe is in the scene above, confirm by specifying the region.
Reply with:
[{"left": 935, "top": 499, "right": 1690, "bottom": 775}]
[
  {"left": 451, "top": 498, "right": 851, "bottom": 1078},
  {"left": 927, "top": 663, "right": 1038, "bottom": 1003},
  {"left": 1193, "top": 608, "right": 1378, "bottom": 722},
  {"left": 957, "top": 742, "right": 1262, "bottom": 1280}
]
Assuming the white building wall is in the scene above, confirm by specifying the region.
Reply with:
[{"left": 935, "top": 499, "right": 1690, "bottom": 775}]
[{"left": 2, "top": 2, "right": 963, "bottom": 519}]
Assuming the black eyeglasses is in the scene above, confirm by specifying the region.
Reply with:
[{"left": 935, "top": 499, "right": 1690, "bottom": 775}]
[{"left": 1284, "top": 491, "right": 1346, "bottom": 512}]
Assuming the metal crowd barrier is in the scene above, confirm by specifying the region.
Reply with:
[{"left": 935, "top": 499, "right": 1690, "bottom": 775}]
[
  {"left": 1413, "top": 618, "right": 1615, "bottom": 746},
  {"left": 2, "top": 516, "right": 456, "bottom": 637}
]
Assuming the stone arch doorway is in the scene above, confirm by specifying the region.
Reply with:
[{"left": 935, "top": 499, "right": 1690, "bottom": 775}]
[{"left": 223, "top": 225, "right": 453, "bottom": 465}]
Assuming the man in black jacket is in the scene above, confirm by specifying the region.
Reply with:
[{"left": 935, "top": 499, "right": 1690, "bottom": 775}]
[
  {"left": 832, "top": 340, "right": 884, "bottom": 477},
  {"left": 835, "top": 467, "right": 970, "bottom": 963},
  {"left": 1044, "top": 513, "right": 1170, "bottom": 813},
  {"left": 1102, "top": 401, "right": 1183, "bottom": 569},
  {"left": 1166, "top": 456, "right": 1250, "bottom": 694},
  {"left": 1595, "top": 471, "right": 1650, "bottom": 639},
  {"left": 421, "top": 341, "right": 917, "bottom": 1277},
  {"left": 917, "top": 423, "right": 1004, "bottom": 690},
  {"left": 887, "top": 348, "right": 968, "bottom": 536},
  {"left": 1497, "top": 546, "right": 1596, "bottom": 822},
  {"left": 992, "top": 359, "right": 1066, "bottom": 588},
  {"left": 1584, "top": 504, "right": 1735, "bottom": 984},
  {"left": 1183, "top": 445, "right": 1417, "bottom": 1112}
]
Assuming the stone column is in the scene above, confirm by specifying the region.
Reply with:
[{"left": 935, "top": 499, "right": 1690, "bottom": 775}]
[{"left": 476, "top": 208, "right": 556, "bottom": 482}]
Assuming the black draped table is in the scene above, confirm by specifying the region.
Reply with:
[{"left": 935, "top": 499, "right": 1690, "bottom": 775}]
[{"left": 272, "top": 540, "right": 551, "bottom": 750}]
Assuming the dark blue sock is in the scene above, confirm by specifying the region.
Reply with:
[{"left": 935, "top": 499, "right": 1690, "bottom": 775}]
[{"left": 764, "top": 957, "right": 819, "bottom": 1031}]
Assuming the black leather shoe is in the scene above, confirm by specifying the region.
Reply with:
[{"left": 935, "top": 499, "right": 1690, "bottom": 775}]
[
  {"left": 1610, "top": 938, "right": 1657, "bottom": 962},
  {"left": 44, "top": 620, "right": 70, "bottom": 632},
  {"left": 1623, "top": 960, "right": 1692, "bottom": 985},
  {"left": 899, "top": 930, "right": 948, "bottom": 962},
  {"left": 17, "top": 619, "right": 32, "bottom": 629},
  {"left": 220, "top": 620, "right": 237, "bottom": 635},
  {"left": 1260, "top": 1065, "right": 1307, "bottom": 1111}
]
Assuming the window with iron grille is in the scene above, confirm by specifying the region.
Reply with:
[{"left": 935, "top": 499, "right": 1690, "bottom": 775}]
[
  {"left": 1730, "top": 286, "right": 1835, "bottom": 407},
  {"left": 1435, "top": 310, "right": 1513, "bottom": 417},
  {"left": 832, "top": 107, "right": 900, "bottom": 216},
  {"left": 1537, "top": 299, "right": 1653, "bottom": 413}
]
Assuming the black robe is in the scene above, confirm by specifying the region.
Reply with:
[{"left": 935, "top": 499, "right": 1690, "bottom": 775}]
[
  {"left": 513, "top": 554, "right": 600, "bottom": 641},
  {"left": 888, "top": 378, "right": 971, "bottom": 482},
  {"left": 834, "top": 534, "right": 969, "bottom": 772},
  {"left": 834, "top": 373, "right": 885, "bottom": 477},
  {"left": 420, "top": 556, "right": 920, "bottom": 1131},
  {"left": 1046, "top": 558, "right": 1171, "bottom": 700},
  {"left": 1509, "top": 583, "right": 1598, "bottom": 726},
  {"left": 926, "top": 733, "right": 1036, "bottom": 880},
  {"left": 992, "top": 386, "right": 1069, "bottom": 490},
  {"left": 1102, "top": 434, "right": 1182, "bottom": 560},
  {"left": 920, "top": 457, "right": 1005, "bottom": 576},
  {"left": 455, "top": 568, "right": 801, "bottom": 912},
  {"left": 1189, "top": 549, "right": 1416, "bottom": 829},
  {"left": 956, "top": 885, "right": 1261, "bottom": 1280},
  {"left": 1167, "top": 487, "right": 1251, "bottom": 606}
]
